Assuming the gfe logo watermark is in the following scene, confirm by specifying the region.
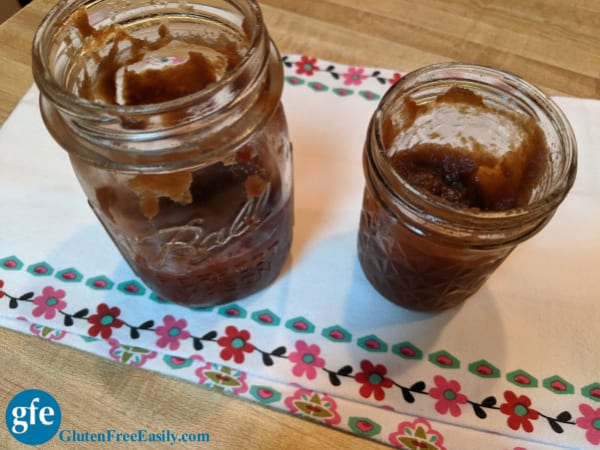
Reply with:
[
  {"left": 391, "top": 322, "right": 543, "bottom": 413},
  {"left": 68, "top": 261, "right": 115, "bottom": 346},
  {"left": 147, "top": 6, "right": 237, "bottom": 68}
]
[{"left": 5, "top": 389, "right": 62, "bottom": 446}]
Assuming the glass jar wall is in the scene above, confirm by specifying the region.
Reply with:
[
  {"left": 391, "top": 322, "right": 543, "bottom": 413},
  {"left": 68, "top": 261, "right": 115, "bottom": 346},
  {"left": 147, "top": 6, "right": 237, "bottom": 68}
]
[
  {"left": 358, "top": 63, "right": 577, "bottom": 312},
  {"left": 33, "top": 0, "right": 293, "bottom": 306}
]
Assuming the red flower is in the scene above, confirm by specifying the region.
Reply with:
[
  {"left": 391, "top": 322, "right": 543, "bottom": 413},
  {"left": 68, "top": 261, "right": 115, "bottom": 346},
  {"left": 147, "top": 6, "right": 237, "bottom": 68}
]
[
  {"left": 295, "top": 56, "right": 319, "bottom": 76},
  {"left": 354, "top": 359, "right": 393, "bottom": 401},
  {"left": 499, "top": 390, "right": 539, "bottom": 432},
  {"left": 217, "top": 326, "right": 254, "bottom": 364},
  {"left": 87, "top": 303, "right": 124, "bottom": 339},
  {"left": 429, "top": 375, "right": 468, "bottom": 417},
  {"left": 389, "top": 72, "right": 402, "bottom": 84}
]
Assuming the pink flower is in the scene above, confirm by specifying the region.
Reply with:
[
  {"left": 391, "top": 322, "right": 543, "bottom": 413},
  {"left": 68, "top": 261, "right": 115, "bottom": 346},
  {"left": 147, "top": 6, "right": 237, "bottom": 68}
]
[
  {"left": 429, "top": 375, "right": 468, "bottom": 417},
  {"left": 155, "top": 315, "right": 191, "bottom": 351},
  {"left": 343, "top": 67, "right": 368, "bottom": 86},
  {"left": 295, "top": 55, "right": 319, "bottom": 76},
  {"left": 288, "top": 340, "right": 325, "bottom": 380},
  {"left": 576, "top": 403, "right": 600, "bottom": 445},
  {"left": 32, "top": 286, "right": 67, "bottom": 319}
]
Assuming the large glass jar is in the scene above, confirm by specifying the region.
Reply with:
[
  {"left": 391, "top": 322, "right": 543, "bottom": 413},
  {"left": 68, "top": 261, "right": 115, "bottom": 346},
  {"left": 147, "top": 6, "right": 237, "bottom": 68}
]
[
  {"left": 358, "top": 63, "right": 577, "bottom": 312},
  {"left": 32, "top": 0, "right": 293, "bottom": 306}
]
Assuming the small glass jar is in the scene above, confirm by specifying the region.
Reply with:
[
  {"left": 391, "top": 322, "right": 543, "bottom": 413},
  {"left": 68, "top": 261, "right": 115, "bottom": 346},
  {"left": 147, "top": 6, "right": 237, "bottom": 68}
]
[
  {"left": 32, "top": 0, "right": 293, "bottom": 306},
  {"left": 358, "top": 63, "right": 577, "bottom": 312}
]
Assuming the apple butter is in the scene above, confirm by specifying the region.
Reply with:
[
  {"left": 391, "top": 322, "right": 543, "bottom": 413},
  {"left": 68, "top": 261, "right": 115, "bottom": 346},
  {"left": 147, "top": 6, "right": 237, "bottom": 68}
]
[
  {"left": 358, "top": 64, "right": 577, "bottom": 312},
  {"left": 387, "top": 87, "right": 549, "bottom": 212},
  {"left": 33, "top": 0, "right": 293, "bottom": 306}
]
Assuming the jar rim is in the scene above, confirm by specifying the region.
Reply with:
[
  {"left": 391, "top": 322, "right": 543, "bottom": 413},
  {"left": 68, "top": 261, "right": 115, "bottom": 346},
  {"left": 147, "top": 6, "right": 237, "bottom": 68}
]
[
  {"left": 369, "top": 62, "right": 578, "bottom": 236},
  {"left": 32, "top": 0, "right": 265, "bottom": 116}
]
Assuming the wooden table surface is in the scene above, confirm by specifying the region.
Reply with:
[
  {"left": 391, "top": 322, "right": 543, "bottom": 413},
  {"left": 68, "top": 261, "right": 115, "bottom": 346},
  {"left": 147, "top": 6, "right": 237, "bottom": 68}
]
[{"left": 0, "top": 1, "right": 598, "bottom": 448}]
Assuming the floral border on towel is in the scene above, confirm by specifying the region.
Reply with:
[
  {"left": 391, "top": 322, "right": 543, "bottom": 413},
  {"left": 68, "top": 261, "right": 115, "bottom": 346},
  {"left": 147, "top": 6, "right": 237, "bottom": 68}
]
[
  {"left": 2, "top": 55, "right": 599, "bottom": 448},
  {"left": 282, "top": 55, "right": 402, "bottom": 101},
  {"left": 1, "top": 254, "right": 598, "bottom": 406},
  {"left": 2, "top": 280, "right": 600, "bottom": 447}
]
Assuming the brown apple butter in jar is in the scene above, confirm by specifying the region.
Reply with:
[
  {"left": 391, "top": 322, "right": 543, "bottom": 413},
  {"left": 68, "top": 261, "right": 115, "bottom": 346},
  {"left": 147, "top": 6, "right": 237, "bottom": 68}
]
[
  {"left": 33, "top": 0, "right": 293, "bottom": 306},
  {"left": 358, "top": 63, "right": 577, "bottom": 312}
]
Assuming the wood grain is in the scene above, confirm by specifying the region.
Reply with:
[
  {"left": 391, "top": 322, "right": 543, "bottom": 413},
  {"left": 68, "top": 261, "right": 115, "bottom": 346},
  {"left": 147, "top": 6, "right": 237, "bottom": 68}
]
[
  {"left": 259, "top": 0, "right": 600, "bottom": 98},
  {"left": 0, "top": 1, "right": 598, "bottom": 448}
]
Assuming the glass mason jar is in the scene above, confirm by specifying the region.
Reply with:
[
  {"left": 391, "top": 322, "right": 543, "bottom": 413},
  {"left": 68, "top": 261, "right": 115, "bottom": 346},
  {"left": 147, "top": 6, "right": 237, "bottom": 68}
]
[
  {"left": 32, "top": 0, "right": 293, "bottom": 306},
  {"left": 358, "top": 63, "right": 577, "bottom": 312}
]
